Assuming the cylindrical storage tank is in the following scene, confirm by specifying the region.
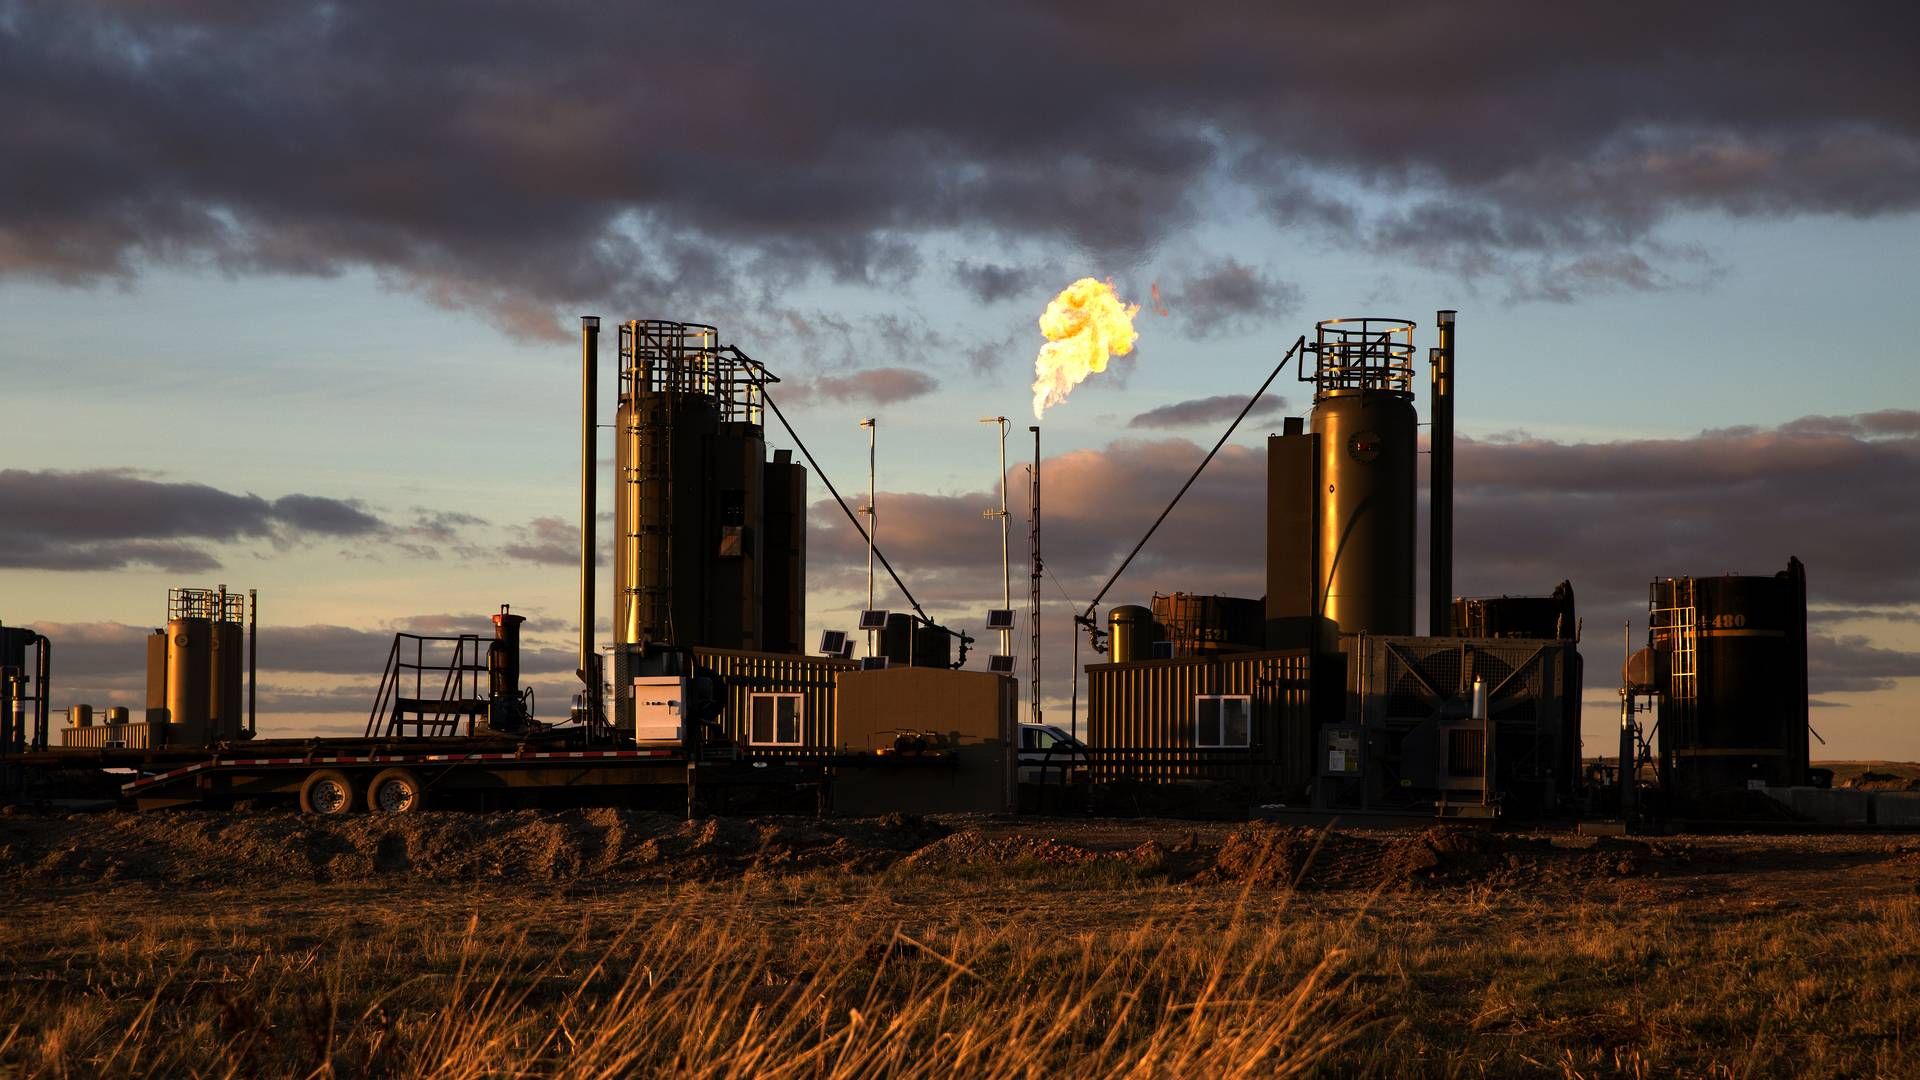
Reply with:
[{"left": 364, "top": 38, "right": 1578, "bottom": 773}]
[
  {"left": 1651, "top": 559, "right": 1808, "bottom": 797},
  {"left": 105, "top": 706, "right": 130, "bottom": 725},
  {"left": 69, "top": 704, "right": 93, "bottom": 728},
  {"left": 209, "top": 619, "right": 244, "bottom": 742},
  {"left": 1313, "top": 391, "right": 1417, "bottom": 637},
  {"left": 1109, "top": 605, "right": 1153, "bottom": 663},
  {"left": 165, "top": 617, "right": 212, "bottom": 747}
]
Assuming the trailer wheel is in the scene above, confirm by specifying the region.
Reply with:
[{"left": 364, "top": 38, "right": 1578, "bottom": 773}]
[
  {"left": 299, "top": 769, "right": 358, "bottom": 815},
  {"left": 367, "top": 768, "right": 425, "bottom": 814}
]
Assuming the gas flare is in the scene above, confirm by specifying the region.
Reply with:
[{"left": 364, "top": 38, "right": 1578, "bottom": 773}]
[{"left": 1030, "top": 277, "right": 1140, "bottom": 419}]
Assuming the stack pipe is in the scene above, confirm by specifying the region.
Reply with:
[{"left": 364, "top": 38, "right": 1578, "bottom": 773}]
[
  {"left": 580, "top": 316, "right": 601, "bottom": 729},
  {"left": 1429, "top": 310, "right": 1456, "bottom": 636}
]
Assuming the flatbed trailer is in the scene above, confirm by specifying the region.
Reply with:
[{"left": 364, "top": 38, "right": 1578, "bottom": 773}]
[{"left": 3, "top": 736, "right": 954, "bottom": 815}]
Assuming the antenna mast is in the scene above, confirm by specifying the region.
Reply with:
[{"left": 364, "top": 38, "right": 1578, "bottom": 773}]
[
  {"left": 860, "top": 417, "right": 877, "bottom": 657},
  {"left": 982, "top": 417, "right": 1012, "bottom": 661}
]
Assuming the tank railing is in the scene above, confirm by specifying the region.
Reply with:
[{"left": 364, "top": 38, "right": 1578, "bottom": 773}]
[
  {"left": 167, "top": 588, "right": 246, "bottom": 623},
  {"left": 614, "top": 321, "right": 777, "bottom": 426},
  {"left": 1302, "top": 317, "right": 1416, "bottom": 396}
]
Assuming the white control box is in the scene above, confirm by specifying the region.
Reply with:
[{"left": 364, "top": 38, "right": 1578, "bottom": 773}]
[{"left": 632, "top": 676, "right": 688, "bottom": 742}]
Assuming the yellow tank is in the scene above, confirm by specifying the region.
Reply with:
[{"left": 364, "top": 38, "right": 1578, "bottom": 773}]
[
  {"left": 165, "top": 617, "right": 212, "bottom": 746},
  {"left": 1108, "top": 605, "right": 1154, "bottom": 663},
  {"left": 210, "top": 619, "right": 244, "bottom": 742}
]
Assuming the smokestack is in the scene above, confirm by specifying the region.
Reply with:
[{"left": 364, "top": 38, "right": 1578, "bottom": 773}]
[
  {"left": 247, "top": 588, "right": 257, "bottom": 737},
  {"left": 1429, "top": 310, "right": 1456, "bottom": 636},
  {"left": 580, "top": 316, "right": 601, "bottom": 726}
]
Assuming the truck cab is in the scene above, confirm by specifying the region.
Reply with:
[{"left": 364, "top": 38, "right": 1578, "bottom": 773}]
[{"left": 1017, "top": 723, "right": 1088, "bottom": 785}]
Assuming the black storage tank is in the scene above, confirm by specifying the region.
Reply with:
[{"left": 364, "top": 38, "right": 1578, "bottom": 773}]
[{"left": 1650, "top": 557, "right": 1809, "bottom": 798}]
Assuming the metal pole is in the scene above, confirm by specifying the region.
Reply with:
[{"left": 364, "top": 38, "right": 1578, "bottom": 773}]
[
  {"left": 860, "top": 417, "right": 877, "bottom": 657},
  {"left": 247, "top": 588, "right": 257, "bottom": 736},
  {"left": 1028, "top": 425, "right": 1043, "bottom": 725},
  {"left": 580, "top": 316, "right": 601, "bottom": 728},
  {"left": 981, "top": 416, "right": 1012, "bottom": 661},
  {"left": 1472, "top": 674, "right": 1490, "bottom": 806},
  {"left": 1429, "top": 311, "right": 1456, "bottom": 636}
]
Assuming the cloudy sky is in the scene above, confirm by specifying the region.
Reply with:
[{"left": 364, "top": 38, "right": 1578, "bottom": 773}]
[{"left": 2, "top": 1, "right": 1916, "bottom": 757}]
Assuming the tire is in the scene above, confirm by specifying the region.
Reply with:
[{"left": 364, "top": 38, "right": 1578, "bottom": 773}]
[
  {"left": 299, "top": 768, "right": 358, "bottom": 815},
  {"left": 367, "top": 767, "right": 426, "bottom": 814}
]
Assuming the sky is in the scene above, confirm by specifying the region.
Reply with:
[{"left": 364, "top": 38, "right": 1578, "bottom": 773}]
[{"left": 2, "top": 1, "right": 1917, "bottom": 759}]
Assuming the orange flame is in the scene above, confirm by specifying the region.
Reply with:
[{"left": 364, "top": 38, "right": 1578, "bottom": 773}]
[{"left": 1031, "top": 277, "right": 1140, "bottom": 419}]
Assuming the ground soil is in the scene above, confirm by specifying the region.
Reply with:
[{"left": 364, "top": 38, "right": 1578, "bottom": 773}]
[{"left": 6, "top": 806, "right": 1920, "bottom": 905}]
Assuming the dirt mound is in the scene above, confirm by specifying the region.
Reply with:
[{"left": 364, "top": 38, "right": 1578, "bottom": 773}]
[
  {"left": 0, "top": 808, "right": 952, "bottom": 888},
  {"left": 1196, "top": 824, "right": 1708, "bottom": 891},
  {"left": 898, "top": 829, "right": 1099, "bottom": 871}
]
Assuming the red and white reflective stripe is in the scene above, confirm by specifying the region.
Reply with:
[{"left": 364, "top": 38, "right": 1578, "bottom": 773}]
[{"left": 121, "top": 746, "right": 683, "bottom": 793}]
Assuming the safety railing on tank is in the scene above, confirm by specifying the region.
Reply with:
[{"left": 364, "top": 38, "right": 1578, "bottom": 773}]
[
  {"left": 168, "top": 587, "right": 245, "bottom": 623},
  {"left": 616, "top": 320, "right": 781, "bottom": 425},
  {"left": 1301, "top": 316, "right": 1416, "bottom": 396}
]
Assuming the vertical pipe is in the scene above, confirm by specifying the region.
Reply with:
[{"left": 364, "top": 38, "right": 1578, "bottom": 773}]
[
  {"left": 33, "top": 636, "right": 50, "bottom": 751},
  {"left": 1429, "top": 310, "right": 1456, "bottom": 636},
  {"left": 1028, "top": 425, "right": 1043, "bottom": 725},
  {"left": 247, "top": 588, "right": 257, "bottom": 736},
  {"left": 1472, "top": 673, "right": 1490, "bottom": 806},
  {"left": 580, "top": 316, "right": 601, "bottom": 728}
]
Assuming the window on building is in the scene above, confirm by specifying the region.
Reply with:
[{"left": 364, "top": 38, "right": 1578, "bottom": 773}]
[
  {"left": 748, "top": 693, "right": 804, "bottom": 745},
  {"left": 1194, "top": 695, "right": 1252, "bottom": 748}
]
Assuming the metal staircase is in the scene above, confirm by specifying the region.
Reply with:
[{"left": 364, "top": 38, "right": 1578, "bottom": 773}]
[{"left": 365, "top": 632, "right": 491, "bottom": 738}]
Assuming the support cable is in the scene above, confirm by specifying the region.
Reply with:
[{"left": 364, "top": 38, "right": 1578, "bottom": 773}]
[
  {"left": 1077, "top": 336, "right": 1306, "bottom": 630},
  {"left": 731, "top": 349, "right": 952, "bottom": 637}
]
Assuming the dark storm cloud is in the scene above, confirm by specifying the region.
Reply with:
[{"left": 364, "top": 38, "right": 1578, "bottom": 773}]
[
  {"left": 1163, "top": 259, "right": 1302, "bottom": 339},
  {"left": 502, "top": 516, "right": 579, "bottom": 567},
  {"left": 0, "top": 468, "right": 393, "bottom": 571},
  {"left": 952, "top": 261, "right": 1047, "bottom": 305},
  {"left": 5, "top": 3, "right": 1916, "bottom": 336},
  {"left": 267, "top": 494, "right": 383, "bottom": 536},
  {"left": 1454, "top": 411, "right": 1920, "bottom": 608},
  {"left": 781, "top": 367, "right": 940, "bottom": 408},
  {"left": 1810, "top": 635, "right": 1920, "bottom": 696},
  {"left": 1128, "top": 394, "right": 1288, "bottom": 430}
]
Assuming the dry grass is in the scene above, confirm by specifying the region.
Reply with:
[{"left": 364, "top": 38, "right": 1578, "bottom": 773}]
[
  {"left": 1, "top": 880, "right": 1369, "bottom": 1079},
  {"left": 5, "top": 820, "right": 1920, "bottom": 1078}
]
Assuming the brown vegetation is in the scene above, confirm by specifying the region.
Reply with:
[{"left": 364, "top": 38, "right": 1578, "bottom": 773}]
[{"left": 5, "top": 810, "right": 1920, "bottom": 1077}]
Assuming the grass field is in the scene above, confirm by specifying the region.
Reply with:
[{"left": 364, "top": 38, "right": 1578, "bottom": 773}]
[{"left": 5, "top": 811, "right": 1920, "bottom": 1077}]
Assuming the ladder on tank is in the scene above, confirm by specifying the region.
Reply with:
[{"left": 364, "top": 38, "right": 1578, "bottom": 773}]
[{"left": 1649, "top": 602, "right": 1698, "bottom": 756}]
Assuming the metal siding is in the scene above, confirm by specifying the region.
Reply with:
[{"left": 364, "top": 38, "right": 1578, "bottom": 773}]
[
  {"left": 59, "top": 722, "right": 159, "bottom": 749},
  {"left": 692, "top": 647, "right": 852, "bottom": 753},
  {"left": 1085, "top": 650, "right": 1313, "bottom": 791}
]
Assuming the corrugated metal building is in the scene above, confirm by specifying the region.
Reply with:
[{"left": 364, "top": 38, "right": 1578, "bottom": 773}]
[
  {"left": 1084, "top": 649, "right": 1316, "bottom": 797},
  {"left": 688, "top": 647, "right": 854, "bottom": 755}
]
